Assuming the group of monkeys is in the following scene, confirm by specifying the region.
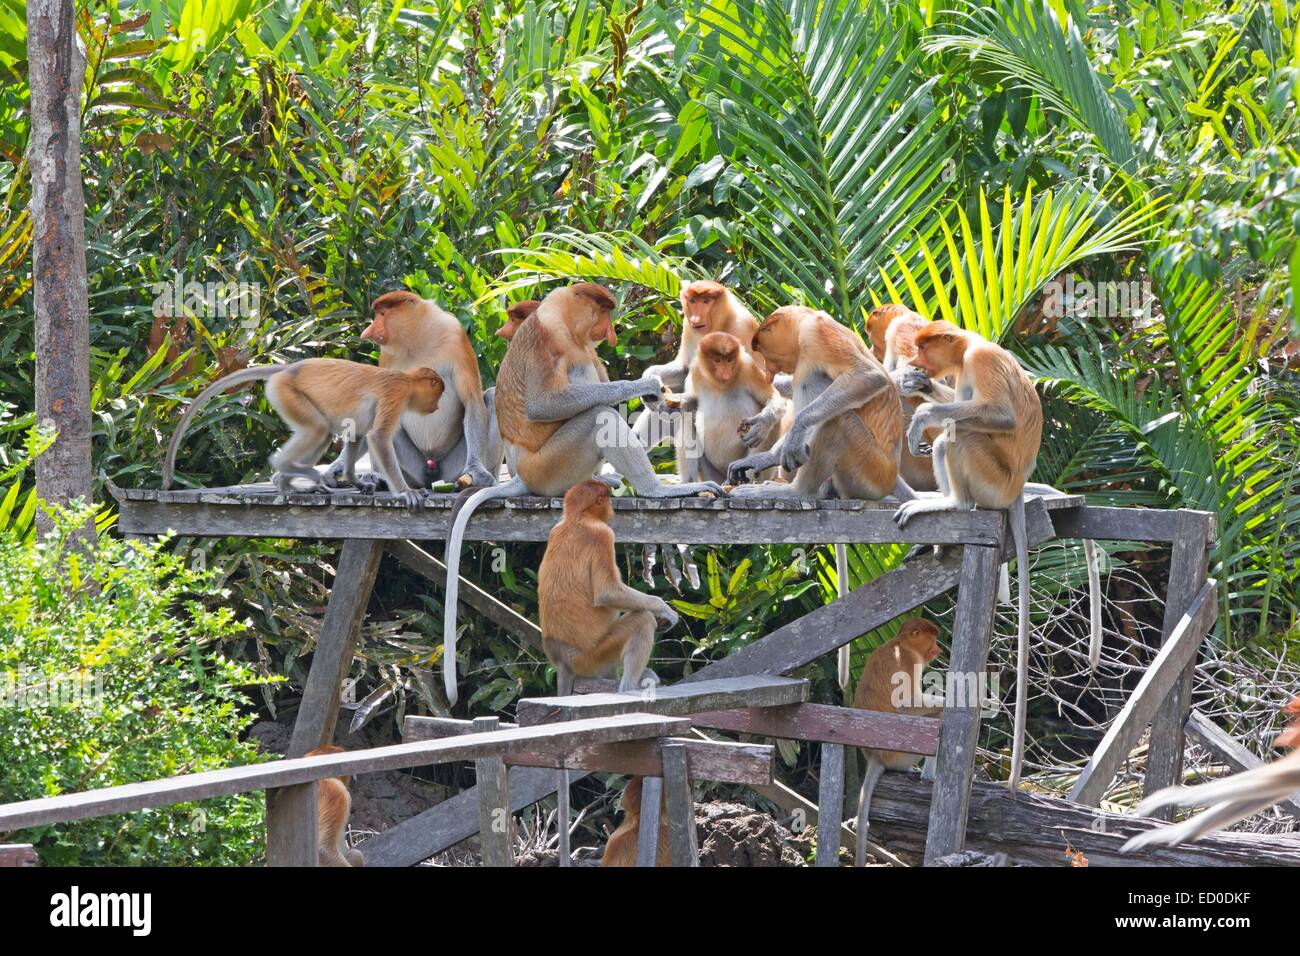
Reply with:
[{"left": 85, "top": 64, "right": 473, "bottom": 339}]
[{"left": 162, "top": 276, "right": 1107, "bottom": 866}]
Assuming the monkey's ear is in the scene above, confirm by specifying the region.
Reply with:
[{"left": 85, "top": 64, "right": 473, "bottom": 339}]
[{"left": 573, "top": 283, "right": 617, "bottom": 313}]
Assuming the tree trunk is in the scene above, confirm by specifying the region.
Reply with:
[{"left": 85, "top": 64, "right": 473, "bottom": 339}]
[{"left": 27, "top": 0, "right": 91, "bottom": 531}]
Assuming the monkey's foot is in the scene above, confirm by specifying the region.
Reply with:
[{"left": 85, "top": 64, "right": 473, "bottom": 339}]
[
  {"left": 894, "top": 497, "right": 955, "bottom": 528},
  {"left": 460, "top": 464, "right": 497, "bottom": 488},
  {"left": 648, "top": 480, "right": 726, "bottom": 498},
  {"left": 596, "top": 472, "right": 624, "bottom": 489}
]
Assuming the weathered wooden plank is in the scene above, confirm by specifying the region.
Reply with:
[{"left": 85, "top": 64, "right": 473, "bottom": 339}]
[
  {"left": 404, "top": 716, "right": 520, "bottom": 739},
  {"left": 636, "top": 777, "right": 664, "bottom": 867},
  {"left": 815, "top": 743, "right": 845, "bottom": 868},
  {"left": 266, "top": 783, "right": 317, "bottom": 867},
  {"left": 388, "top": 540, "right": 542, "bottom": 650},
  {"left": 287, "top": 538, "right": 385, "bottom": 757},
  {"left": 868, "top": 773, "right": 1300, "bottom": 867},
  {"left": 1183, "top": 710, "right": 1300, "bottom": 820},
  {"left": 0, "top": 714, "right": 690, "bottom": 831},
  {"left": 1144, "top": 511, "right": 1214, "bottom": 813},
  {"left": 1050, "top": 505, "right": 1214, "bottom": 544},
  {"left": 924, "top": 545, "right": 1001, "bottom": 865},
  {"left": 502, "top": 738, "right": 774, "bottom": 785},
  {"left": 661, "top": 742, "right": 698, "bottom": 867},
  {"left": 111, "top": 490, "right": 1020, "bottom": 546},
  {"left": 517, "top": 675, "right": 809, "bottom": 726},
  {"left": 0, "top": 844, "right": 37, "bottom": 867},
  {"left": 685, "top": 549, "right": 968, "bottom": 682},
  {"left": 473, "top": 717, "right": 513, "bottom": 868},
  {"left": 1070, "top": 579, "right": 1218, "bottom": 807},
  {"left": 691, "top": 703, "right": 941, "bottom": 755}
]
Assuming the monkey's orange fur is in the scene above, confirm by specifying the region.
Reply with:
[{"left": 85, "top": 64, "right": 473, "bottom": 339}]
[
  {"left": 678, "top": 279, "right": 761, "bottom": 363},
  {"left": 683, "top": 332, "right": 781, "bottom": 482},
  {"left": 497, "top": 299, "right": 541, "bottom": 341},
  {"left": 751, "top": 306, "right": 902, "bottom": 498},
  {"left": 601, "top": 776, "right": 670, "bottom": 867},
  {"left": 305, "top": 745, "right": 364, "bottom": 867}
]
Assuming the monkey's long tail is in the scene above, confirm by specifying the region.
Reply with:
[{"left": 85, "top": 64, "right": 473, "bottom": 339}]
[
  {"left": 162, "top": 365, "right": 283, "bottom": 489},
  {"left": 441, "top": 476, "right": 529, "bottom": 706},
  {"left": 854, "top": 755, "right": 886, "bottom": 867},
  {"left": 1008, "top": 495, "right": 1030, "bottom": 792},
  {"left": 834, "top": 543, "right": 851, "bottom": 692},
  {"left": 1023, "top": 483, "right": 1103, "bottom": 671}
]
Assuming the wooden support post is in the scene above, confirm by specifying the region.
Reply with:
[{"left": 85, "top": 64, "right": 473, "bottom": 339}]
[
  {"left": 661, "top": 742, "right": 698, "bottom": 867},
  {"left": 473, "top": 717, "right": 513, "bottom": 868},
  {"left": 557, "top": 769, "right": 572, "bottom": 867},
  {"left": 636, "top": 777, "right": 664, "bottom": 867},
  {"left": 924, "top": 544, "right": 1001, "bottom": 865},
  {"left": 266, "top": 783, "right": 317, "bottom": 866},
  {"left": 816, "top": 742, "right": 845, "bottom": 867},
  {"left": 1143, "top": 511, "right": 1213, "bottom": 815},
  {"left": 288, "top": 539, "right": 385, "bottom": 757}
]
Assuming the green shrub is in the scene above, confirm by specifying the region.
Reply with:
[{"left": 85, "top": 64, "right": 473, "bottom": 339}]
[{"left": 0, "top": 505, "right": 275, "bottom": 865}]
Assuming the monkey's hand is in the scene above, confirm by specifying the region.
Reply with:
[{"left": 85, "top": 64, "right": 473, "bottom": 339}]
[
  {"left": 738, "top": 409, "right": 778, "bottom": 449},
  {"left": 897, "top": 367, "right": 934, "bottom": 398},
  {"left": 727, "top": 450, "right": 778, "bottom": 485},
  {"left": 399, "top": 488, "right": 425, "bottom": 511},
  {"left": 772, "top": 373, "right": 794, "bottom": 399},
  {"left": 633, "top": 374, "right": 666, "bottom": 406},
  {"left": 779, "top": 427, "right": 811, "bottom": 473},
  {"left": 650, "top": 598, "right": 679, "bottom": 631},
  {"left": 907, "top": 406, "right": 936, "bottom": 457}
]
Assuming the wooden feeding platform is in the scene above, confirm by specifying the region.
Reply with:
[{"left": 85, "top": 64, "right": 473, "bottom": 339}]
[{"left": 35, "top": 480, "right": 1219, "bottom": 866}]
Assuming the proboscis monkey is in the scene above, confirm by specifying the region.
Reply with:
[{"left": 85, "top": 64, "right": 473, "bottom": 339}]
[
  {"left": 484, "top": 300, "right": 543, "bottom": 480},
  {"left": 496, "top": 299, "right": 541, "bottom": 342},
  {"left": 891, "top": 321, "right": 1101, "bottom": 790},
  {"left": 538, "top": 480, "right": 676, "bottom": 695},
  {"left": 677, "top": 332, "right": 785, "bottom": 483},
  {"left": 321, "top": 291, "right": 496, "bottom": 491},
  {"left": 726, "top": 306, "right": 906, "bottom": 501},
  {"left": 146, "top": 315, "right": 198, "bottom": 384},
  {"left": 852, "top": 618, "right": 946, "bottom": 866},
  {"left": 438, "top": 283, "right": 722, "bottom": 705},
  {"left": 305, "top": 745, "right": 365, "bottom": 867},
  {"left": 1122, "top": 697, "right": 1300, "bottom": 852},
  {"left": 162, "top": 359, "right": 444, "bottom": 508},
  {"left": 633, "top": 280, "right": 782, "bottom": 450},
  {"left": 601, "top": 776, "right": 670, "bottom": 867}
]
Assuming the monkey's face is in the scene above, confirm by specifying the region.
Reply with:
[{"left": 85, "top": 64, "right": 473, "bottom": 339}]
[
  {"left": 499, "top": 300, "right": 540, "bottom": 340},
  {"left": 911, "top": 324, "right": 966, "bottom": 379},
  {"left": 699, "top": 332, "right": 741, "bottom": 384},
  {"left": 563, "top": 284, "right": 618, "bottom": 346},
  {"left": 753, "top": 309, "right": 801, "bottom": 374},
  {"left": 682, "top": 282, "right": 725, "bottom": 332},
  {"left": 409, "top": 369, "right": 446, "bottom": 414},
  {"left": 900, "top": 621, "right": 942, "bottom": 662},
  {"left": 364, "top": 291, "right": 425, "bottom": 347},
  {"left": 866, "top": 305, "right": 908, "bottom": 359}
]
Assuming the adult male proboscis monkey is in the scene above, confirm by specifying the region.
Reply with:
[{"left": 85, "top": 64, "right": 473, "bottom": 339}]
[
  {"left": 162, "top": 359, "right": 444, "bottom": 508},
  {"left": 322, "top": 290, "right": 497, "bottom": 491},
  {"left": 892, "top": 321, "right": 1101, "bottom": 790},
  {"left": 437, "top": 283, "right": 725, "bottom": 705}
]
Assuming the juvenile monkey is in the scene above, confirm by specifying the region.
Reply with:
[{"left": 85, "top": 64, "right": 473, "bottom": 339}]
[
  {"left": 726, "top": 306, "right": 906, "bottom": 501},
  {"left": 1123, "top": 697, "right": 1300, "bottom": 852},
  {"left": 633, "top": 280, "right": 781, "bottom": 450},
  {"left": 162, "top": 359, "right": 444, "bottom": 508},
  {"left": 852, "top": 618, "right": 946, "bottom": 866},
  {"left": 892, "top": 321, "right": 1100, "bottom": 790},
  {"left": 322, "top": 291, "right": 495, "bottom": 491},
  {"left": 438, "top": 284, "right": 721, "bottom": 705},
  {"left": 678, "top": 332, "right": 785, "bottom": 483},
  {"left": 601, "top": 776, "right": 670, "bottom": 867},
  {"left": 305, "top": 745, "right": 365, "bottom": 867},
  {"left": 538, "top": 480, "right": 677, "bottom": 695},
  {"left": 496, "top": 299, "right": 541, "bottom": 342}
]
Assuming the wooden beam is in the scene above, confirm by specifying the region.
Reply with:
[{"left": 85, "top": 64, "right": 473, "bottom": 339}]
[
  {"left": 637, "top": 777, "right": 664, "bottom": 867},
  {"left": 1144, "top": 511, "right": 1214, "bottom": 813},
  {"left": 815, "top": 743, "right": 845, "bottom": 867},
  {"left": 0, "top": 844, "right": 37, "bottom": 867},
  {"left": 501, "top": 738, "right": 774, "bottom": 785},
  {"left": 404, "top": 716, "right": 519, "bottom": 739},
  {"left": 661, "top": 742, "right": 699, "bottom": 867},
  {"left": 388, "top": 540, "right": 542, "bottom": 650},
  {"left": 1050, "top": 505, "right": 1214, "bottom": 543},
  {"left": 517, "top": 675, "right": 809, "bottom": 727},
  {"left": 685, "top": 548, "right": 968, "bottom": 681},
  {"left": 869, "top": 773, "right": 1300, "bottom": 867},
  {"left": 924, "top": 545, "right": 1001, "bottom": 865},
  {"left": 1183, "top": 710, "right": 1300, "bottom": 819},
  {"left": 266, "top": 783, "right": 317, "bottom": 867},
  {"left": 473, "top": 717, "right": 513, "bottom": 868},
  {"left": 0, "top": 714, "right": 690, "bottom": 832},
  {"left": 110, "top": 483, "right": 1043, "bottom": 547},
  {"left": 1070, "top": 580, "right": 1218, "bottom": 807},
  {"left": 691, "top": 703, "right": 941, "bottom": 755},
  {"left": 287, "top": 538, "right": 385, "bottom": 757}
]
